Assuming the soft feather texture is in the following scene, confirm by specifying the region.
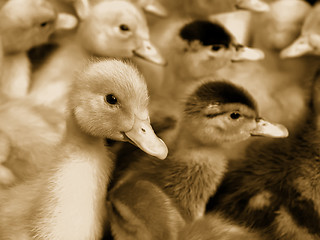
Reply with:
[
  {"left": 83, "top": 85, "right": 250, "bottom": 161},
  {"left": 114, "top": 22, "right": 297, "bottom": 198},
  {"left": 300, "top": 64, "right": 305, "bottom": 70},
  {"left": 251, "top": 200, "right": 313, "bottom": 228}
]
[{"left": 206, "top": 71, "right": 320, "bottom": 240}]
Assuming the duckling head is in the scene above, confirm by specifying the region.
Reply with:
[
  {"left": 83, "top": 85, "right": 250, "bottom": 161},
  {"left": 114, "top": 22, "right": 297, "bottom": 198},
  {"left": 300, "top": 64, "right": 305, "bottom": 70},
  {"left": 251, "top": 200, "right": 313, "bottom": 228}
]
[
  {"left": 176, "top": 20, "right": 264, "bottom": 78},
  {"left": 69, "top": 58, "right": 168, "bottom": 159},
  {"left": 77, "top": 0, "right": 165, "bottom": 65},
  {"left": 0, "top": 0, "right": 77, "bottom": 54},
  {"left": 182, "top": 81, "right": 289, "bottom": 145}
]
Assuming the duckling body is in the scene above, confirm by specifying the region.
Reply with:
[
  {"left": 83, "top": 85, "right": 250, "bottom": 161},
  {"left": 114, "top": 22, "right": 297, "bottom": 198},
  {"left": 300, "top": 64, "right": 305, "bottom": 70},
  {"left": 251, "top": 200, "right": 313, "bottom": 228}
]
[
  {"left": 108, "top": 80, "right": 288, "bottom": 240},
  {"left": 0, "top": 0, "right": 77, "bottom": 98},
  {"left": 206, "top": 71, "right": 320, "bottom": 240},
  {"left": 0, "top": 59, "right": 167, "bottom": 239},
  {"left": 29, "top": 0, "right": 164, "bottom": 113}
]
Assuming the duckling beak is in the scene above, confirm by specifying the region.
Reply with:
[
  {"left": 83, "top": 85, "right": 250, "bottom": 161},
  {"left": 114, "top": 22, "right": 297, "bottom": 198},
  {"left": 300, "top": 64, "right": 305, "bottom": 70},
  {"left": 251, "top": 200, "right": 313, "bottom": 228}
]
[
  {"left": 55, "top": 13, "right": 78, "bottom": 30},
  {"left": 124, "top": 117, "right": 168, "bottom": 160},
  {"left": 280, "top": 36, "right": 314, "bottom": 58},
  {"left": 133, "top": 40, "right": 167, "bottom": 66},
  {"left": 144, "top": 1, "right": 168, "bottom": 17},
  {"left": 250, "top": 118, "right": 289, "bottom": 138},
  {"left": 232, "top": 46, "right": 265, "bottom": 61},
  {"left": 236, "top": 0, "right": 270, "bottom": 12}
]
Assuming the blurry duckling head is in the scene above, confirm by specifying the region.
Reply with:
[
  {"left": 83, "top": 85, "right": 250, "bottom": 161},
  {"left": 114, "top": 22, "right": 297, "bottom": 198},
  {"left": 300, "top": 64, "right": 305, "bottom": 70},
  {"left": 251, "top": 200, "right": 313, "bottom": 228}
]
[
  {"left": 69, "top": 59, "right": 168, "bottom": 159},
  {"left": 0, "top": 0, "right": 77, "bottom": 54},
  {"left": 176, "top": 20, "right": 264, "bottom": 78},
  {"left": 77, "top": 0, "right": 165, "bottom": 65},
  {"left": 182, "top": 81, "right": 289, "bottom": 145}
]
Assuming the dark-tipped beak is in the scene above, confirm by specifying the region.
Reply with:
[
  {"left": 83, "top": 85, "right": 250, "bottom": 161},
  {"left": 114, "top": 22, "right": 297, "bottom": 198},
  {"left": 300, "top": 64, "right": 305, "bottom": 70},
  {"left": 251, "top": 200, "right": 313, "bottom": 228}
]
[
  {"left": 133, "top": 40, "right": 167, "bottom": 66},
  {"left": 144, "top": 0, "right": 168, "bottom": 17},
  {"left": 236, "top": 0, "right": 270, "bottom": 12},
  {"left": 124, "top": 117, "right": 168, "bottom": 160},
  {"left": 250, "top": 118, "right": 289, "bottom": 138}
]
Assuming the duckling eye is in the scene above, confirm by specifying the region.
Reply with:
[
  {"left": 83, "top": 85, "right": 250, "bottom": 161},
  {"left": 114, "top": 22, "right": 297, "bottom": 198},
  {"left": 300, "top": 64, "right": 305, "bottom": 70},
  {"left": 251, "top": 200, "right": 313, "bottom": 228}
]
[
  {"left": 105, "top": 94, "right": 118, "bottom": 105},
  {"left": 230, "top": 112, "right": 241, "bottom": 120},
  {"left": 119, "top": 24, "right": 130, "bottom": 31},
  {"left": 211, "top": 45, "right": 222, "bottom": 51},
  {"left": 40, "top": 22, "right": 48, "bottom": 28}
]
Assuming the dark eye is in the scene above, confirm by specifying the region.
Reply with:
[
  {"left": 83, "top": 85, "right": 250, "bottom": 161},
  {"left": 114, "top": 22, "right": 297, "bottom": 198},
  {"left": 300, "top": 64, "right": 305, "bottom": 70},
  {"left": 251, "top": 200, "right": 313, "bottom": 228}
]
[
  {"left": 40, "top": 22, "right": 48, "bottom": 27},
  {"left": 230, "top": 112, "right": 241, "bottom": 120},
  {"left": 105, "top": 94, "right": 118, "bottom": 105},
  {"left": 212, "top": 45, "right": 222, "bottom": 51},
  {"left": 119, "top": 24, "right": 130, "bottom": 31}
]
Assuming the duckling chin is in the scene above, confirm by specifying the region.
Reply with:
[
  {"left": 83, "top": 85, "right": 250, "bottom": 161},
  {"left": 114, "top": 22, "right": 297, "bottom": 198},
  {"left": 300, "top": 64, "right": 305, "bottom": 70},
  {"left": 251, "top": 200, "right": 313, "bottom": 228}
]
[
  {"left": 107, "top": 80, "right": 288, "bottom": 240},
  {"left": 0, "top": 0, "right": 77, "bottom": 98},
  {"left": 0, "top": 59, "right": 167, "bottom": 240},
  {"left": 206, "top": 70, "right": 320, "bottom": 240}
]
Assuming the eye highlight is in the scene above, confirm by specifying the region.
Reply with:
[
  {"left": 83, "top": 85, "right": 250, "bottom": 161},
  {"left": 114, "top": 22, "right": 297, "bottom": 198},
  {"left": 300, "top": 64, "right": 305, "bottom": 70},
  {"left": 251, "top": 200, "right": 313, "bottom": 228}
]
[
  {"left": 230, "top": 112, "right": 241, "bottom": 120},
  {"left": 105, "top": 94, "right": 118, "bottom": 105},
  {"left": 119, "top": 24, "right": 130, "bottom": 31}
]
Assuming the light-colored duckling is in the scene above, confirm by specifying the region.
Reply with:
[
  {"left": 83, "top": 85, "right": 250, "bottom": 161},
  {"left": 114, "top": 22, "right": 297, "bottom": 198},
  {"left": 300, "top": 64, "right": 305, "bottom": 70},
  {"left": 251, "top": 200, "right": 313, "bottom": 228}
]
[
  {"left": 108, "top": 80, "right": 288, "bottom": 240},
  {"left": 0, "top": 0, "right": 77, "bottom": 98},
  {"left": 155, "top": 0, "right": 270, "bottom": 18},
  {"left": 29, "top": 0, "right": 165, "bottom": 113},
  {"left": 280, "top": 1, "right": 320, "bottom": 58},
  {"left": 0, "top": 59, "right": 167, "bottom": 240},
  {"left": 205, "top": 70, "right": 320, "bottom": 240}
]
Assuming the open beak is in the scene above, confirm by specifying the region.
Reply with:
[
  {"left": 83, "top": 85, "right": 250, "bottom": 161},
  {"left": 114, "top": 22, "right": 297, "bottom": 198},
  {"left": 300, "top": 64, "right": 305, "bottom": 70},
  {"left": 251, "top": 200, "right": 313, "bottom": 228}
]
[
  {"left": 124, "top": 117, "right": 168, "bottom": 160},
  {"left": 133, "top": 39, "right": 167, "bottom": 66},
  {"left": 236, "top": 0, "right": 270, "bottom": 12},
  {"left": 144, "top": 0, "right": 168, "bottom": 17},
  {"left": 232, "top": 46, "right": 265, "bottom": 61},
  {"left": 280, "top": 36, "right": 314, "bottom": 58},
  {"left": 250, "top": 118, "right": 289, "bottom": 138}
]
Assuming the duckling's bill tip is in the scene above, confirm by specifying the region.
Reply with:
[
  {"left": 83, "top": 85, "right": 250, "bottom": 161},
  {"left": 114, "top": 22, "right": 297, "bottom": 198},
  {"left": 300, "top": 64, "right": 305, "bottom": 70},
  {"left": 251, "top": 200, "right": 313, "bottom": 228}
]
[{"left": 251, "top": 119, "right": 289, "bottom": 138}]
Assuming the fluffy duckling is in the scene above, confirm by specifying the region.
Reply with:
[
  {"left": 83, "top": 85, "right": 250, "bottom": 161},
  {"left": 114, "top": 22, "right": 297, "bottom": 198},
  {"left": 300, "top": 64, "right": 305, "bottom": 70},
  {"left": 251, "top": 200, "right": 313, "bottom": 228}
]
[
  {"left": 0, "top": 59, "right": 167, "bottom": 240},
  {"left": 29, "top": 0, "right": 165, "bottom": 113},
  {"left": 143, "top": 19, "right": 264, "bottom": 141},
  {"left": 0, "top": 0, "right": 77, "bottom": 98},
  {"left": 205, "top": 70, "right": 320, "bottom": 240},
  {"left": 280, "top": 1, "right": 320, "bottom": 58},
  {"left": 108, "top": 80, "right": 288, "bottom": 240},
  {"left": 155, "top": 0, "right": 270, "bottom": 19}
]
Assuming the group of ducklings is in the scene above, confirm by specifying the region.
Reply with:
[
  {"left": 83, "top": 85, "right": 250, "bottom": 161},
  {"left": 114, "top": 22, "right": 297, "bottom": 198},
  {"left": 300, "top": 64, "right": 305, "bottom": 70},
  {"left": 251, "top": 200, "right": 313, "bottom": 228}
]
[{"left": 0, "top": 0, "right": 319, "bottom": 239}]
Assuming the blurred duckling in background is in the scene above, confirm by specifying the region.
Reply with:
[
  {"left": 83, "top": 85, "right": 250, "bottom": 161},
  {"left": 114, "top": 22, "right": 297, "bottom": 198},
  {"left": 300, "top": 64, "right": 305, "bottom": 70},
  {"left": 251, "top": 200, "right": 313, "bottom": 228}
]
[
  {"left": 0, "top": 0, "right": 77, "bottom": 98},
  {"left": 280, "top": 1, "right": 320, "bottom": 58},
  {"left": 216, "top": 0, "right": 320, "bottom": 133},
  {"left": 205, "top": 70, "right": 320, "bottom": 240},
  {"left": 155, "top": 0, "right": 270, "bottom": 19},
  {"left": 0, "top": 59, "right": 167, "bottom": 240},
  {"left": 108, "top": 80, "right": 288, "bottom": 240},
  {"left": 29, "top": 0, "right": 165, "bottom": 113}
]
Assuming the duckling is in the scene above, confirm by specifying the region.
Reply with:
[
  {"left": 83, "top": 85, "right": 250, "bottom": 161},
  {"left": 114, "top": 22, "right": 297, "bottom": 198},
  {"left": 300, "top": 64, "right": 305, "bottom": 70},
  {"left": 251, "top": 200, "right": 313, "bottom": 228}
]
[
  {"left": 29, "top": 0, "right": 165, "bottom": 113},
  {"left": 143, "top": 19, "right": 264, "bottom": 141},
  {"left": 155, "top": 0, "right": 270, "bottom": 19},
  {"left": 0, "top": 0, "right": 77, "bottom": 98},
  {"left": 0, "top": 59, "right": 167, "bottom": 240},
  {"left": 108, "top": 80, "right": 288, "bottom": 240},
  {"left": 205, "top": 70, "right": 320, "bottom": 240},
  {"left": 280, "top": 1, "right": 320, "bottom": 58}
]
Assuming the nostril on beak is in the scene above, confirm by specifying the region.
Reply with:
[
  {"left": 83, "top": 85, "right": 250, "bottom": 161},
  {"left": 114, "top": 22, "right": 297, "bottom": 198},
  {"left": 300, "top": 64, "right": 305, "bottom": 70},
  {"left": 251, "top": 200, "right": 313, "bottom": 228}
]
[{"left": 141, "top": 128, "right": 146, "bottom": 133}]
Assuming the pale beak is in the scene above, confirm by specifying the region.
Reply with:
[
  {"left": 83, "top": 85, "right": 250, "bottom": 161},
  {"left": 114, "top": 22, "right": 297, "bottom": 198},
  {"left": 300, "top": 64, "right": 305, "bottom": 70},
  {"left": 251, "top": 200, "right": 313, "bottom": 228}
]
[
  {"left": 124, "top": 117, "right": 168, "bottom": 160},
  {"left": 232, "top": 46, "right": 265, "bottom": 61},
  {"left": 236, "top": 0, "right": 270, "bottom": 12},
  {"left": 55, "top": 13, "right": 78, "bottom": 30},
  {"left": 133, "top": 40, "right": 167, "bottom": 66},
  {"left": 250, "top": 118, "right": 289, "bottom": 138},
  {"left": 144, "top": 0, "right": 168, "bottom": 17},
  {"left": 280, "top": 36, "right": 314, "bottom": 58}
]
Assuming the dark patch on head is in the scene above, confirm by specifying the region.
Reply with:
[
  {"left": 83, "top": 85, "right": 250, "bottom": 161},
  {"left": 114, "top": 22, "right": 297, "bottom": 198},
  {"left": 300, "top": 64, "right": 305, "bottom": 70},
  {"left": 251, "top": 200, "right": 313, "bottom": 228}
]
[
  {"left": 179, "top": 20, "right": 232, "bottom": 48},
  {"left": 185, "top": 81, "right": 257, "bottom": 115},
  {"left": 304, "top": 0, "right": 318, "bottom": 6}
]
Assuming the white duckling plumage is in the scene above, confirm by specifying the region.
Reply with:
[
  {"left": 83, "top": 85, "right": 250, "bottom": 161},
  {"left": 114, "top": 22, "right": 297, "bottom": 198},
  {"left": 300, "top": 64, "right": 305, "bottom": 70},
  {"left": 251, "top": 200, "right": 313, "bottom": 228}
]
[
  {"left": 0, "top": 0, "right": 77, "bottom": 98},
  {"left": 29, "top": 0, "right": 164, "bottom": 113},
  {"left": 108, "top": 80, "right": 288, "bottom": 240},
  {"left": 0, "top": 59, "right": 167, "bottom": 240}
]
